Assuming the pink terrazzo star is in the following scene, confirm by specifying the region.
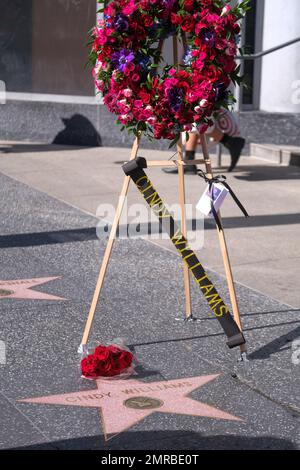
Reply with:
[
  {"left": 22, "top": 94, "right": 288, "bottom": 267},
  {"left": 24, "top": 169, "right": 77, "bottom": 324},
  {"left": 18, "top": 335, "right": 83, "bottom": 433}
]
[
  {"left": 0, "top": 276, "right": 66, "bottom": 300},
  {"left": 19, "top": 374, "right": 243, "bottom": 440}
]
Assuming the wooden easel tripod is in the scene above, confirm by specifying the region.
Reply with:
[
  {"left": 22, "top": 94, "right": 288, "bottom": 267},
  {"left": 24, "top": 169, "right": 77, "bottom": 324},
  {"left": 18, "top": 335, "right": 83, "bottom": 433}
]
[{"left": 80, "top": 37, "right": 247, "bottom": 356}]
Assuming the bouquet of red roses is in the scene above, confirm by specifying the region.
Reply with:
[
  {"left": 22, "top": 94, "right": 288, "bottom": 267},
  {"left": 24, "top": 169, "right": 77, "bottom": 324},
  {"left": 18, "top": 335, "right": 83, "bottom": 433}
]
[{"left": 81, "top": 341, "right": 135, "bottom": 379}]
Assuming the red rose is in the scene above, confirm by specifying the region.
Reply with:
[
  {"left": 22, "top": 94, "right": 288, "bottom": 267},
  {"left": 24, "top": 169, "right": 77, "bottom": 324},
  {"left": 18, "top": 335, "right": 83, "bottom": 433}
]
[
  {"left": 104, "top": 345, "right": 133, "bottom": 376},
  {"left": 81, "top": 355, "right": 101, "bottom": 378},
  {"left": 184, "top": 0, "right": 194, "bottom": 12},
  {"left": 203, "top": 65, "right": 221, "bottom": 81},
  {"left": 107, "top": 344, "right": 122, "bottom": 357},
  {"left": 178, "top": 70, "right": 190, "bottom": 80},
  {"left": 181, "top": 16, "right": 195, "bottom": 32},
  {"left": 170, "top": 13, "right": 181, "bottom": 25},
  {"left": 110, "top": 353, "right": 132, "bottom": 375},
  {"left": 98, "top": 356, "right": 115, "bottom": 376},
  {"left": 136, "top": 26, "right": 146, "bottom": 40},
  {"left": 143, "top": 16, "right": 154, "bottom": 27},
  {"left": 94, "top": 344, "right": 110, "bottom": 361},
  {"left": 118, "top": 350, "right": 134, "bottom": 369},
  {"left": 139, "top": 90, "right": 151, "bottom": 104}
]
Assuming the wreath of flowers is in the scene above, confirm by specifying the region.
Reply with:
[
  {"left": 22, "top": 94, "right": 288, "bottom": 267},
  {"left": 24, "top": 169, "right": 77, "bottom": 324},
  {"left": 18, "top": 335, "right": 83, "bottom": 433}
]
[{"left": 90, "top": 0, "right": 249, "bottom": 143}]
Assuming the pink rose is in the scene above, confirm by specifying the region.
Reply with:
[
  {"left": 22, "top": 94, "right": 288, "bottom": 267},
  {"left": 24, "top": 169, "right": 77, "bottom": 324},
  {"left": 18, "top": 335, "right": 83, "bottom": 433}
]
[
  {"left": 147, "top": 116, "right": 157, "bottom": 125},
  {"left": 221, "top": 5, "right": 232, "bottom": 16},
  {"left": 123, "top": 88, "right": 133, "bottom": 98},
  {"left": 200, "top": 99, "right": 209, "bottom": 107}
]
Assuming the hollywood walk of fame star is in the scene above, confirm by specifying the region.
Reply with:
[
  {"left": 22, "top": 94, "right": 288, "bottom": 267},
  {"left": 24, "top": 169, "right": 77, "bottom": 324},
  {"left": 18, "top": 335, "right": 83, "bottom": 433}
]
[
  {"left": 0, "top": 277, "right": 66, "bottom": 300},
  {"left": 19, "top": 374, "right": 243, "bottom": 440}
]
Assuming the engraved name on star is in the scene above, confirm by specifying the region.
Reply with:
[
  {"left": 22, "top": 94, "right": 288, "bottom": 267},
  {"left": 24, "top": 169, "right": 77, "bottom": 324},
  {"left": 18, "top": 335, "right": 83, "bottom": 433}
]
[{"left": 19, "top": 374, "right": 243, "bottom": 440}]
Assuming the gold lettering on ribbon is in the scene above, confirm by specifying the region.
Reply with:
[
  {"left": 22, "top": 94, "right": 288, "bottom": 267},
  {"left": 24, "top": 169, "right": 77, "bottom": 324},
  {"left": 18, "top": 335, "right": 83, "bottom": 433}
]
[{"left": 135, "top": 174, "right": 228, "bottom": 318}]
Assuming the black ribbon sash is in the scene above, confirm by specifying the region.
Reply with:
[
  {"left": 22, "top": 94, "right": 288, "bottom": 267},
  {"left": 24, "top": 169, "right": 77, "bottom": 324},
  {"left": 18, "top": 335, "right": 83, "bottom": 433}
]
[
  {"left": 123, "top": 157, "right": 245, "bottom": 349},
  {"left": 197, "top": 169, "right": 249, "bottom": 231}
]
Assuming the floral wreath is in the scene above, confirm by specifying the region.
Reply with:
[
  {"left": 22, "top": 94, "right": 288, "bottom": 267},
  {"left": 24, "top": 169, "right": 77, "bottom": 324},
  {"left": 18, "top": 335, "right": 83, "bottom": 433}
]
[{"left": 90, "top": 0, "right": 249, "bottom": 143}]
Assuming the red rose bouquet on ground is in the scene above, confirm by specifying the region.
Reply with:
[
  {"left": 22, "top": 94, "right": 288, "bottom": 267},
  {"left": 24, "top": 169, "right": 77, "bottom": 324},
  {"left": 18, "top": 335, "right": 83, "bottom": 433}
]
[
  {"left": 89, "top": 0, "right": 249, "bottom": 144},
  {"left": 81, "top": 341, "right": 135, "bottom": 379}
]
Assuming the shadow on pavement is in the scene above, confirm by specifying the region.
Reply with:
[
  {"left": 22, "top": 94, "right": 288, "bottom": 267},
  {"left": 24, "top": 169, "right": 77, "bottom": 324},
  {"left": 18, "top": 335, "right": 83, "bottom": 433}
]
[
  {"left": 233, "top": 165, "right": 300, "bottom": 181},
  {"left": 14, "top": 430, "right": 296, "bottom": 450},
  {"left": 248, "top": 325, "right": 300, "bottom": 360},
  {"left": 0, "top": 143, "right": 91, "bottom": 154},
  {"left": 127, "top": 318, "right": 300, "bottom": 348},
  {"left": 0, "top": 227, "right": 99, "bottom": 248},
  {"left": 1, "top": 210, "right": 300, "bottom": 249}
]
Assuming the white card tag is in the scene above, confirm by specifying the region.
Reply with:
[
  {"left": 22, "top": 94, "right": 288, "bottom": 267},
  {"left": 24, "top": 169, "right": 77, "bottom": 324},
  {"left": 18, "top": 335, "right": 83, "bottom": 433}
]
[{"left": 196, "top": 182, "right": 229, "bottom": 217}]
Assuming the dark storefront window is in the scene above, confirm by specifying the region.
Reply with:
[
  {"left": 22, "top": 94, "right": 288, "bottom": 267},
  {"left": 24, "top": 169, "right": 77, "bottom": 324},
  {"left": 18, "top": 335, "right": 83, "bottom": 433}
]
[
  {"left": 241, "top": 0, "right": 257, "bottom": 106},
  {"left": 0, "top": 0, "right": 96, "bottom": 95}
]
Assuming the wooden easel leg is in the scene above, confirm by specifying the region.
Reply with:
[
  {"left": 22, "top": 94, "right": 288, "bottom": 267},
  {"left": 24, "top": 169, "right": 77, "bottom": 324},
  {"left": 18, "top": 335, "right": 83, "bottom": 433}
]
[
  {"left": 172, "top": 35, "right": 192, "bottom": 320},
  {"left": 177, "top": 136, "right": 192, "bottom": 319},
  {"left": 80, "top": 136, "right": 141, "bottom": 349},
  {"left": 200, "top": 134, "right": 247, "bottom": 354}
]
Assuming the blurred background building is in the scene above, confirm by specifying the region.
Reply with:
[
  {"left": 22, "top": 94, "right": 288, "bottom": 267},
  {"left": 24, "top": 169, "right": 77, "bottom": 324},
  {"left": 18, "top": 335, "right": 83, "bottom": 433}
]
[{"left": 0, "top": 0, "right": 299, "bottom": 152}]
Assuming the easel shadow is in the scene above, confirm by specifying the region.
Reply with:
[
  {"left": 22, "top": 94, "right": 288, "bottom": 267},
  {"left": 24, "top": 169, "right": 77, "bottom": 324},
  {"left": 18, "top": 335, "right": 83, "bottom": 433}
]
[{"left": 248, "top": 325, "right": 300, "bottom": 360}]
